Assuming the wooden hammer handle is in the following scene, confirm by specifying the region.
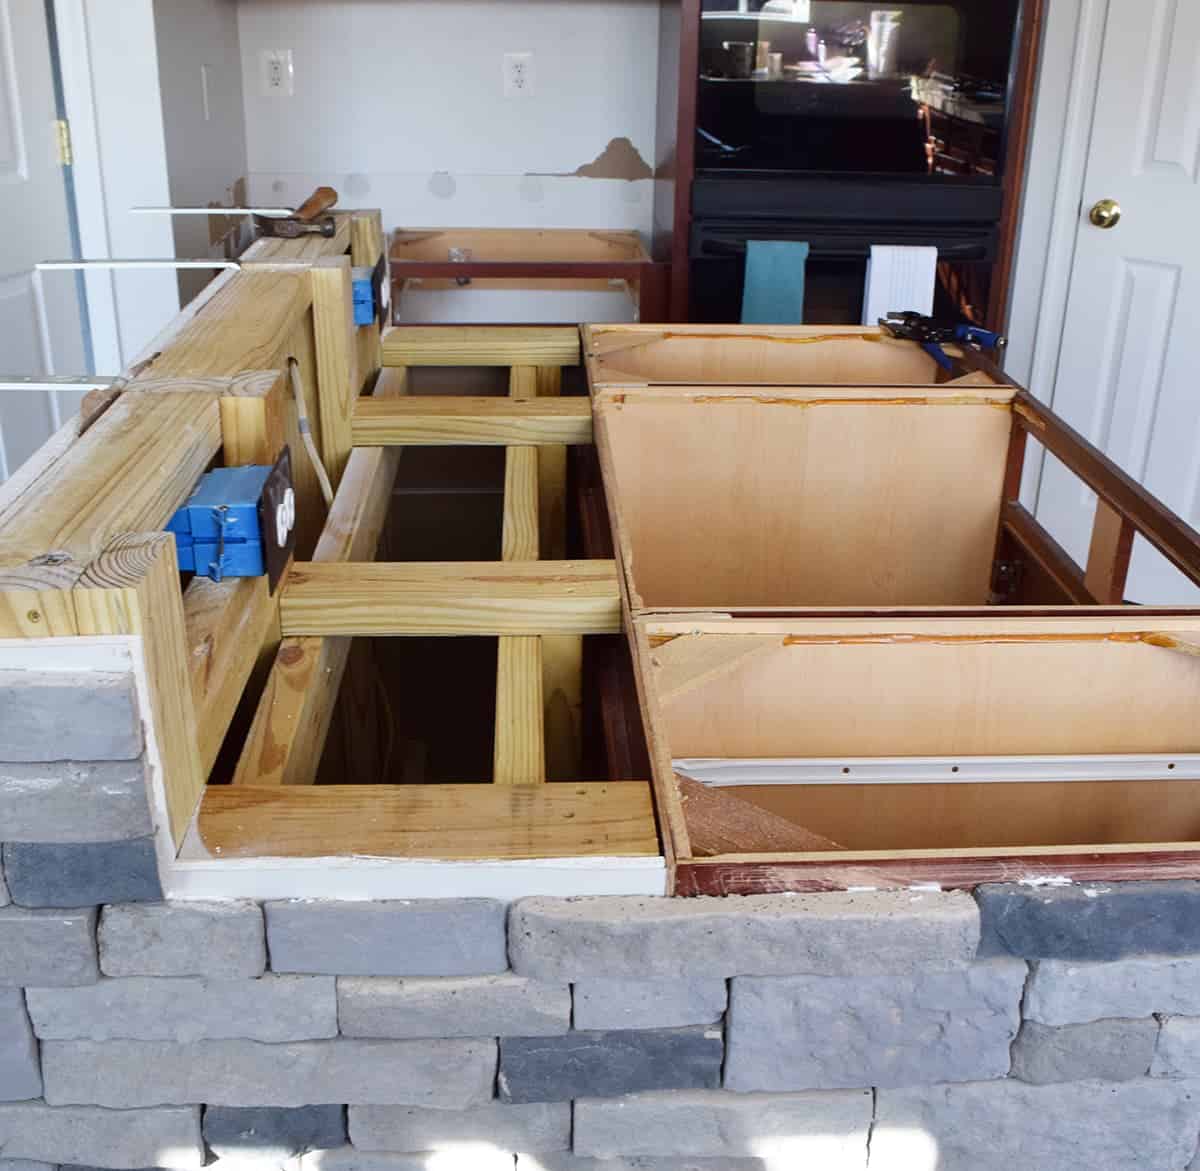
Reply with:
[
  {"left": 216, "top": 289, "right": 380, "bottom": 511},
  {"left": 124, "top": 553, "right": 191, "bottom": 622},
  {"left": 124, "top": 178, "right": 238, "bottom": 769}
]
[{"left": 293, "top": 186, "right": 338, "bottom": 222}]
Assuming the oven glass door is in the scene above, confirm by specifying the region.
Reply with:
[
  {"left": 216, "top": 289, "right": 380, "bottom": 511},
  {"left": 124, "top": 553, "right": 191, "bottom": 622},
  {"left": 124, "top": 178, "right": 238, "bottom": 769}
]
[{"left": 696, "top": 0, "right": 1022, "bottom": 179}]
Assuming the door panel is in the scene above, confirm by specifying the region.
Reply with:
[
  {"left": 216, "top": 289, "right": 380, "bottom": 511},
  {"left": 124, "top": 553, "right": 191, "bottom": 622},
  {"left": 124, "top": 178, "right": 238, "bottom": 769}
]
[
  {"left": 0, "top": 0, "right": 86, "bottom": 483},
  {"left": 1037, "top": 0, "right": 1200, "bottom": 603}
]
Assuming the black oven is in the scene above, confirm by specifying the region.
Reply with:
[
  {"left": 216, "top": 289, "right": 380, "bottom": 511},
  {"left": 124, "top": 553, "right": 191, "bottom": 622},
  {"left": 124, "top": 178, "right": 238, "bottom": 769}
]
[
  {"left": 687, "top": 1, "right": 1026, "bottom": 324},
  {"left": 696, "top": 0, "right": 1024, "bottom": 181}
]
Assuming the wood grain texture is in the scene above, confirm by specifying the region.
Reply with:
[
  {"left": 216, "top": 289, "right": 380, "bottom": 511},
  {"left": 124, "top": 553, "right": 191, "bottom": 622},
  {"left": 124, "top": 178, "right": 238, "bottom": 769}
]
[
  {"left": 494, "top": 637, "right": 545, "bottom": 785},
  {"left": 597, "top": 394, "right": 1010, "bottom": 609},
  {"left": 502, "top": 448, "right": 539, "bottom": 561},
  {"left": 185, "top": 781, "right": 659, "bottom": 860},
  {"left": 352, "top": 397, "right": 593, "bottom": 447},
  {"left": 218, "top": 372, "right": 287, "bottom": 467},
  {"left": 677, "top": 775, "right": 843, "bottom": 855},
  {"left": 280, "top": 561, "right": 621, "bottom": 637},
  {"left": 650, "top": 633, "right": 782, "bottom": 704},
  {"left": 0, "top": 556, "right": 85, "bottom": 637},
  {"left": 311, "top": 257, "right": 359, "bottom": 490},
  {"left": 382, "top": 325, "right": 582, "bottom": 368},
  {"left": 75, "top": 533, "right": 204, "bottom": 845},
  {"left": 144, "top": 271, "right": 312, "bottom": 379},
  {"left": 0, "top": 391, "right": 222, "bottom": 563},
  {"left": 183, "top": 574, "right": 276, "bottom": 777}
]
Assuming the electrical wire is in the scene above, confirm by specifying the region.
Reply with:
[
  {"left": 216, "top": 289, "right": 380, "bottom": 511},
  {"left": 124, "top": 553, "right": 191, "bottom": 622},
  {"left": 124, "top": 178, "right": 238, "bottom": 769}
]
[{"left": 287, "top": 356, "right": 334, "bottom": 507}]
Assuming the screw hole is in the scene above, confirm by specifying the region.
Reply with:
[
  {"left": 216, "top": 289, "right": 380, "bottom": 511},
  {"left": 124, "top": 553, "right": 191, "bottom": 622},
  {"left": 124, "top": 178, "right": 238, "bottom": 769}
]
[
  {"left": 1168, "top": 762, "right": 1176, "bottom": 771},
  {"left": 841, "top": 767, "right": 850, "bottom": 775},
  {"left": 951, "top": 765, "right": 960, "bottom": 774}
]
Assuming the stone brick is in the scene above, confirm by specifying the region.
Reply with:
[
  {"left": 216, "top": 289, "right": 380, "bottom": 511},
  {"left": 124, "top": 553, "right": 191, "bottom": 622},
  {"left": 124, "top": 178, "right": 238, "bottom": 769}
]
[
  {"left": 41, "top": 1037, "right": 496, "bottom": 1108},
  {"left": 1010, "top": 1018, "right": 1159, "bottom": 1084},
  {"left": 3, "top": 839, "right": 161, "bottom": 908},
  {"left": 304, "top": 1149, "right": 513, "bottom": 1171},
  {"left": 0, "top": 991, "right": 39, "bottom": 1102},
  {"left": 870, "top": 1078, "right": 1200, "bottom": 1171},
  {"left": 26, "top": 975, "right": 337, "bottom": 1043},
  {"left": 977, "top": 880, "right": 1200, "bottom": 960},
  {"left": 0, "top": 671, "right": 141, "bottom": 763},
  {"left": 266, "top": 900, "right": 507, "bottom": 976},
  {"left": 508, "top": 892, "right": 978, "bottom": 981},
  {"left": 572, "top": 1089, "right": 873, "bottom": 1162},
  {"left": 1024, "top": 955, "right": 1200, "bottom": 1024},
  {"left": 1152, "top": 1017, "right": 1200, "bottom": 1077},
  {"left": 0, "top": 760, "right": 152, "bottom": 843},
  {"left": 203, "top": 1105, "right": 346, "bottom": 1165},
  {"left": 573, "top": 978, "right": 727, "bottom": 1031},
  {"left": 349, "top": 1102, "right": 569, "bottom": 1154},
  {"left": 0, "top": 907, "right": 98, "bottom": 988},
  {"left": 0, "top": 1102, "right": 202, "bottom": 1168},
  {"left": 99, "top": 900, "right": 265, "bottom": 978},
  {"left": 724, "top": 959, "right": 1024, "bottom": 1092},
  {"left": 338, "top": 974, "right": 568, "bottom": 1038},
  {"left": 519, "top": 1159, "right": 772, "bottom": 1171},
  {"left": 499, "top": 1026, "right": 723, "bottom": 1103}
]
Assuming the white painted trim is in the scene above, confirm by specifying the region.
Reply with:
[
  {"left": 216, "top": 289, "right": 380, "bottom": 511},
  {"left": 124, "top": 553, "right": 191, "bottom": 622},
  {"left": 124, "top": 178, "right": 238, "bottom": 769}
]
[
  {"left": 1005, "top": 0, "right": 1111, "bottom": 506},
  {"left": 675, "top": 753, "right": 1200, "bottom": 786},
  {"left": 163, "top": 856, "right": 668, "bottom": 903}
]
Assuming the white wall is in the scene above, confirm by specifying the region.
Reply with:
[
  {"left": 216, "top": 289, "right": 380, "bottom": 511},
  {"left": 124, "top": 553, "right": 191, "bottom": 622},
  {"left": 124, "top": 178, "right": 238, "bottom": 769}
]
[
  {"left": 235, "top": 0, "right": 661, "bottom": 237},
  {"left": 153, "top": 0, "right": 250, "bottom": 304}
]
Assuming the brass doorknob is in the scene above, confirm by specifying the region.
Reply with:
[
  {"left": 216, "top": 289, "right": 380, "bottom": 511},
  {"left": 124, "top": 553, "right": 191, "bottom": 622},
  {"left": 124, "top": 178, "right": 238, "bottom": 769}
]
[{"left": 1089, "top": 198, "right": 1122, "bottom": 229}]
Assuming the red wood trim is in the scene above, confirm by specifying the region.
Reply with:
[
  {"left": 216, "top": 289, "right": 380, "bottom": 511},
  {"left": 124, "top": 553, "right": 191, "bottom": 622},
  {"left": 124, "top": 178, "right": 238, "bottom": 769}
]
[
  {"left": 675, "top": 850, "right": 1200, "bottom": 895},
  {"left": 988, "top": 0, "right": 1046, "bottom": 331},
  {"left": 1013, "top": 390, "right": 1200, "bottom": 589}
]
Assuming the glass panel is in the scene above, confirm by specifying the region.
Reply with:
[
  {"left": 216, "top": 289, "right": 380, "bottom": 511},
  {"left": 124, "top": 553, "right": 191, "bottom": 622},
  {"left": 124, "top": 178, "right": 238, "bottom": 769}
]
[{"left": 696, "top": 1, "right": 1021, "bottom": 176}]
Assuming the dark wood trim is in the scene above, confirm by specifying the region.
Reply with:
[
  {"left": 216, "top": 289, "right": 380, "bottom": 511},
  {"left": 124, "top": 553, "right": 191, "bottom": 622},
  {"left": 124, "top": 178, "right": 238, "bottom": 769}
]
[
  {"left": 988, "top": 0, "right": 1046, "bottom": 332},
  {"left": 1003, "top": 500, "right": 1096, "bottom": 605},
  {"left": 668, "top": 0, "right": 702, "bottom": 322},
  {"left": 675, "top": 850, "right": 1200, "bottom": 896},
  {"left": 1014, "top": 390, "right": 1200, "bottom": 589}
]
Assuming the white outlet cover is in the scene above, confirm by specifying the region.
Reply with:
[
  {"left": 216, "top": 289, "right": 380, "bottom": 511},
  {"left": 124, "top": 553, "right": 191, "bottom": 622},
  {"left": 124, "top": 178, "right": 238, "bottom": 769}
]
[
  {"left": 503, "top": 52, "right": 535, "bottom": 98},
  {"left": 259, "top": 49, "right": 294, "bottom": 97}
]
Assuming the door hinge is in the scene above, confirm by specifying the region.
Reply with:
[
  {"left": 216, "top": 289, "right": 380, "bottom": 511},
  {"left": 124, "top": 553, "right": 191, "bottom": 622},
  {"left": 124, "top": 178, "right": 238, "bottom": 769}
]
[{"left": 55, "top": 119, "right": 72, "bottom": 167}]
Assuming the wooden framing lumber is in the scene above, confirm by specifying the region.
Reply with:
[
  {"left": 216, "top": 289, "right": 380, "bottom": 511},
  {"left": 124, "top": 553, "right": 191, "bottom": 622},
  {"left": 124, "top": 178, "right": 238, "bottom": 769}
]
[
  {"left": 382, "top": 325, "right": 582, "bottom": 368},
  {"left": 183, "top": 781, "right": 659, "bottom": 860},
  {"left": 495, "top": 367, "right": 546, "bottom": 785},
  {"left": 232, "top": 367, "right": 406, "bottom": 787},
  {"left": 74, "top": 533, "right": 205, "bottom": 846},
  {"left": 279, "top": 561, "right": 621, "bottom": 637},
  {"left": 311, "top": 256, "right": 359, "bottom": 489},
  {"left": 184, "top": 575, "right": 277, "bottom": 777},
  {"left": 352, "top": 397, "right": 593, "bottom": 447},
  {"left": 0, "top": 390, "right": 222, "bottom": 563}
]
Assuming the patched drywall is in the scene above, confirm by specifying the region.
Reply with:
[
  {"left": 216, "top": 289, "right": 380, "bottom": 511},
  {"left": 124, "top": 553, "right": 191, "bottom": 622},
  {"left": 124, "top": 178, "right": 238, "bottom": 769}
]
[{"left": 235, "top": 0, "right": 660, "bottom": 237}]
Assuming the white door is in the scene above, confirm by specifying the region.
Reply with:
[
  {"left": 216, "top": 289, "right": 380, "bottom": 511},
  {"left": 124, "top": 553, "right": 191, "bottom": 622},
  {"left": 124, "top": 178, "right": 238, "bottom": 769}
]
[
  {"left": 0, "top": 0, "right": 87, "bottom": 482},
  {"left": 1035, "top": 0, "right": 1200, "bottom": 603}
]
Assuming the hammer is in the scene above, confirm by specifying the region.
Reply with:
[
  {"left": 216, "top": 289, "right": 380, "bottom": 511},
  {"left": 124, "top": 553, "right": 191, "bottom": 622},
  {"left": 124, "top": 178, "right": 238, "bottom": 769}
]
[{"left": 254, "top": 186, "right": 339, "bottom": 239}]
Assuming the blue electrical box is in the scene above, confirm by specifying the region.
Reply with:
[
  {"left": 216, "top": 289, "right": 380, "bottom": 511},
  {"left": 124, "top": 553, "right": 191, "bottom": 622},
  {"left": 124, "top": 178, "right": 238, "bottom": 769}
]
[
  {"left": 168, "top": 463, "right": 292, "bottom": 583},
  {"left": 352, "top": 265, "right": 376, "bottom": 326}
]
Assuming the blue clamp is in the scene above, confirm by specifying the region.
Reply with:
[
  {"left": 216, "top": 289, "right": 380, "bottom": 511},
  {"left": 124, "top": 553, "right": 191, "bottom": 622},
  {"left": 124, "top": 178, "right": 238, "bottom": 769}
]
[
  {"left": 167, "top": 462, "right": 294, "bottom": 583},
  {"left": 878, "top": 312, "right": 1007, "bottom": 373}
]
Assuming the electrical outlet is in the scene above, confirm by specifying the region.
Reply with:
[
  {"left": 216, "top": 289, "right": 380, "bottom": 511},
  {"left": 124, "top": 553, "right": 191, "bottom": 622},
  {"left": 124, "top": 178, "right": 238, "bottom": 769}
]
[
  {"left": 503, "top": 52, "right": 535, "bottom": 98},
  {"left": 259, "top": 49, "right": 294, "bottom": 97}
]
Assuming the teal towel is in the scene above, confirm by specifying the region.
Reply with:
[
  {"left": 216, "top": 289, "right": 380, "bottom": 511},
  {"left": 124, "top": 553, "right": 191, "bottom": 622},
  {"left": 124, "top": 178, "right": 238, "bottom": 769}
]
[{"left": 740, "top": 240, "right": 810, "bottom": 325}]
